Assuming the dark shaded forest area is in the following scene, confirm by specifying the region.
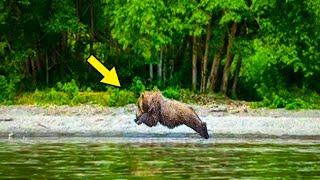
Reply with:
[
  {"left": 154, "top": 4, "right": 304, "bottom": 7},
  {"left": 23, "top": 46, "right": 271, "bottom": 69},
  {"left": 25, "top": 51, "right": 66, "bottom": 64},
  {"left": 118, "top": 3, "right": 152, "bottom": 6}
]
[{"left": 0, "top": 0, "right": 319, "bottom": 108}]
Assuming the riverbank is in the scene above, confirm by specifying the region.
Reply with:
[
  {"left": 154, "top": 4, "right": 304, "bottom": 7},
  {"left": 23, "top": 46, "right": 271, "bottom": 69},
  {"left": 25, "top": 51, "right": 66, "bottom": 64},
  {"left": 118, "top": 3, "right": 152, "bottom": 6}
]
[{"left": 1, "top": 104, "right": 320, "bottom": 138}]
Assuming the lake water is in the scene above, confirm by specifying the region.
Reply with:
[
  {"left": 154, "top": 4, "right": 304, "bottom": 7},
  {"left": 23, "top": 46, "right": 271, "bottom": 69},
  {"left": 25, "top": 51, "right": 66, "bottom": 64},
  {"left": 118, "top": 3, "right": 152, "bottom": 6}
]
[{"left": 0, "top": 137, "right": 319, "bottom": 179}]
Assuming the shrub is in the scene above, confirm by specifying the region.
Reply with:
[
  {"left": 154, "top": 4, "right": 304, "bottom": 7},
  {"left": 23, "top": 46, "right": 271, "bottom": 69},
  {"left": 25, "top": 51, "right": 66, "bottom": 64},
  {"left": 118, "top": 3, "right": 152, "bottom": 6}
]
[
  {"left": 108, "top": 89, "right": 136, "bottom": 106},
  {"left": 0, "top": 75, "right": 15, "bottom": 104},
  {"left": 34, "top": 88, "right": 70, "bottom": 105},
  {"left": 57, "top": 79, "right": 79, "bottom": 98},
  {"left": 252, "top": 88, "right": 320, "bottom": 110},
  {"left": 162, "top": 87, "right": 181, "bottom": 100},
  {"left": 270, "top": 96, "right": 286, "bottom": 108},
  {"left": 130, "top": 76, "right": 145, "bottom": 97}
]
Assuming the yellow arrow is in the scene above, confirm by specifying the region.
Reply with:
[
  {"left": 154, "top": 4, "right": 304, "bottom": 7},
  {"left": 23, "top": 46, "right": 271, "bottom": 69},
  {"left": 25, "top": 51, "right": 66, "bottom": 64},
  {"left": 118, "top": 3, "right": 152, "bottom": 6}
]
[{"left": 87, "top": 55, "right": 121, "bottom": 87}]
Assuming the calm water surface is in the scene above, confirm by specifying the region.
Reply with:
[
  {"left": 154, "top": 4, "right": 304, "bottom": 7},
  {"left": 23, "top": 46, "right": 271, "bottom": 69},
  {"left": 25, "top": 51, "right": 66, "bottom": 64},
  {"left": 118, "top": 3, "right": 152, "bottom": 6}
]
[{"left": 0, "top": 138, "right": 319, "bottom": 179}]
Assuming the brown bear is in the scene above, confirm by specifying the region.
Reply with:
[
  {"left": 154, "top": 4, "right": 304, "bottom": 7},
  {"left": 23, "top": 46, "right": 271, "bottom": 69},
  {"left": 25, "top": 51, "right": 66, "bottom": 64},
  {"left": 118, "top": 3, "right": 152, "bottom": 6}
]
[{"left": 134, "top": 90, "right": 209, "bottom": 139}]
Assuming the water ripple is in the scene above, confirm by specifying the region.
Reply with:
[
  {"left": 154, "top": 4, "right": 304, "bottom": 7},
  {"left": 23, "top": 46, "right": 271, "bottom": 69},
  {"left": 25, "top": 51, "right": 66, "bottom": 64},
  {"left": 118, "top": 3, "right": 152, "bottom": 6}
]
[{"left": 0, "top": 138, "right": 319, "bottom": 179}]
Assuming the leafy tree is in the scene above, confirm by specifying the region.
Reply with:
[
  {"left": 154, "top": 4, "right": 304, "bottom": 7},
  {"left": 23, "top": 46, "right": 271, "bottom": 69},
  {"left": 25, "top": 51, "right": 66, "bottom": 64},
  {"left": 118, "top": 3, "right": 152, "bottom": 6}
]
[{"left": 0, "top": 0, "right": 319, "bottom": 108}]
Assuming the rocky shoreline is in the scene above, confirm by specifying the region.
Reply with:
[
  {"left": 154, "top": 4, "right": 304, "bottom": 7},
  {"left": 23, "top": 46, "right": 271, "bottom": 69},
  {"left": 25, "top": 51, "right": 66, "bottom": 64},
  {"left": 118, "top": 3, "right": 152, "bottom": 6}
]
[{"left": 0, "top": 104, "right": 320, "bottom": 139}]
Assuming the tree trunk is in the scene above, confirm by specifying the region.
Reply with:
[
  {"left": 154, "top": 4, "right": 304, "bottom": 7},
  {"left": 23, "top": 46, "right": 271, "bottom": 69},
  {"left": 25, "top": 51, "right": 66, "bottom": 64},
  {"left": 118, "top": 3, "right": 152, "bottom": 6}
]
[
  {"left": 169, "top": 47, "right": 174, "bottom": 80},
  {"left": 163, "top": 47, "right": 167, "bottom": 85},
  {"left": 89, "top": 0, "right": 94, "bottom": 54},
  {"left": 30, "top": 59, "right": 37, "bottom": 84},
  {"left": 61, "top": 31, "right": 67, "bottom": 52},
  {"left": 157, "top": 47, "right": 163, "bottom": 83},
  {"left": 221, "top": 22, "right": 237, "bottom": 95},
  {"left": 232, "top": 56, "right": 242, "bottom": 99},
  {"left": 200, "top": 15, "right": 212, "bottom": 93},
  {"left": 35, "top": 45, "right": 41, "bottom": 74},
  {"left": 149, "top": 64, "right": 153, "bottom": 80},
  {"left": 25, "top": 59, "right": 30, "bottom": 77},
  {"left": 206, "top": 35, "right": 226, "bottom": 93},
  {"left": 52, "top": 49, "right": 57, "bottom": 65},
  {"left": 192, "top": 37, "right": 197, "bottom": 91},
  {"left": 76, "top": 0, "right": 81, "bottom": 61},
  {"left": 46, "top": 50, "right": 49, "bottom": 86}
]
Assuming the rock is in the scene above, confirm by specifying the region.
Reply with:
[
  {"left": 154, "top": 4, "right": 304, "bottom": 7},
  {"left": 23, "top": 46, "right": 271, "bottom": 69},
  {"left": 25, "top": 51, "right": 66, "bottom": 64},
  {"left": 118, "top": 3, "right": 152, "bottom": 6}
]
[
  {"left": 210, "top": 106, "right": 227, "bottom": 112},
  {"left": 229, "top": 110, "right": 240, "bottom": 114},
  {"left": 0, "top": 118, "right": 13, "bottom": 122},
  {"left": 8, "top": 132, "right": 14, "bottom": 138}
]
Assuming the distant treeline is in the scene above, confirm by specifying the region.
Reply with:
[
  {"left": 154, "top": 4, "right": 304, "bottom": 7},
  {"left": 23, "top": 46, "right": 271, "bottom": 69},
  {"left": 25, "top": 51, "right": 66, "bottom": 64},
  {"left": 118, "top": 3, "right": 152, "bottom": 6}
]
[{"left": 0, "top": 0, "right": 319, "bottom": 108}]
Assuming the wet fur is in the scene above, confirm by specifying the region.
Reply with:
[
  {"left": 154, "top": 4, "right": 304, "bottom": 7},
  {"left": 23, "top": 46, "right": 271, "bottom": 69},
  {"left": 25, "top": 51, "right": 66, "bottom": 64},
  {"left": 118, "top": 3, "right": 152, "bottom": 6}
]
[{"left": 134, "top": 90, "right": 209, "bottom": 139}]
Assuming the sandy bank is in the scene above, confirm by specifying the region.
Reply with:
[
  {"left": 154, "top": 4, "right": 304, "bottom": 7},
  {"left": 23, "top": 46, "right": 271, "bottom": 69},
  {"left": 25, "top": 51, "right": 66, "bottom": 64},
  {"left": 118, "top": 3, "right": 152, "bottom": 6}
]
[{"left": 0, "top": 105, "right": 320, "bottom": 138}]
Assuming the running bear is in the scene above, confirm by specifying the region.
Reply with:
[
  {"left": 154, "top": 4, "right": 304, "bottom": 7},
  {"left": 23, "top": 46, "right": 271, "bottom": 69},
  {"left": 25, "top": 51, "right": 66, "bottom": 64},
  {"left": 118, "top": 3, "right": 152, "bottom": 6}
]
[{"left": 134, "top": 90, "right": 209, "bottom": 139}]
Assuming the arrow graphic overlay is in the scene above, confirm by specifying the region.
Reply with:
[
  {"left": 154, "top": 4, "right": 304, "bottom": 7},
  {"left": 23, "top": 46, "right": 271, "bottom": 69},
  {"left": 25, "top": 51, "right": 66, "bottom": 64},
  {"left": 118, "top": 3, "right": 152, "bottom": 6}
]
[{"left": 87, "top": 55, "right": 121, "bottom": 87}]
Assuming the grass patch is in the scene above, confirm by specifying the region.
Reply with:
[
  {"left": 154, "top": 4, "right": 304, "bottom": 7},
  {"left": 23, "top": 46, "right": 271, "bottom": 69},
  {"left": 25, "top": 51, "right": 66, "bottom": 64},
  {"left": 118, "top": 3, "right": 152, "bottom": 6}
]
[
  {"left": 12, "top": 87, "right": 226, "bottom": 107},
  {"left": 14, "top": 89, "right": 136, "bottom": 107}
]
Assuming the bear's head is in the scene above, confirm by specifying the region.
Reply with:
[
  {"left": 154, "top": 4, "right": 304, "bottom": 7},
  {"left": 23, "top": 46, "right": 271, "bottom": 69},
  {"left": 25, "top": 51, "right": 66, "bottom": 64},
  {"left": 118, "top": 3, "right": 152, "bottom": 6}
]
[
  {"left": 134, "top": 91, "right": 154, "bottom": 123},
  {"left": 134, "top": 93, "right": 144, "bottom": 123},
  {"left": 198, "top": 122, "right": 209, "bottom": 139},
  {"left": 134, "top": 90, "right": 163, "bottom": 123}
]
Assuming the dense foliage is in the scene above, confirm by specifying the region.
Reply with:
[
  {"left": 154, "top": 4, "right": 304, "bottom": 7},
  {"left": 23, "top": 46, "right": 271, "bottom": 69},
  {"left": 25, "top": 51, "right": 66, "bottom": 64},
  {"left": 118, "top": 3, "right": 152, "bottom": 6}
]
[{"left": 0, "top": 0, "right": 319, "bottom": 108}]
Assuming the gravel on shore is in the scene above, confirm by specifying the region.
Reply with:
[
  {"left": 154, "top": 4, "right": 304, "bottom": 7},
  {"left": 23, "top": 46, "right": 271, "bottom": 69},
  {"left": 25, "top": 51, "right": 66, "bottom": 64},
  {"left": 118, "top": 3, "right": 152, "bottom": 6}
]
[{"left": 0, "top": 104, "right": 320, "bottom": 139}]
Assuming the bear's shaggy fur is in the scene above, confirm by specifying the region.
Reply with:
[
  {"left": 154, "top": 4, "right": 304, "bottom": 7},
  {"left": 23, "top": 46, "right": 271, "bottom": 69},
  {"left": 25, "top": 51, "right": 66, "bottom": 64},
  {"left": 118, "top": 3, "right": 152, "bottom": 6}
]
[{"left": 134, "top": 90, "right": 209, "bottom": 139}]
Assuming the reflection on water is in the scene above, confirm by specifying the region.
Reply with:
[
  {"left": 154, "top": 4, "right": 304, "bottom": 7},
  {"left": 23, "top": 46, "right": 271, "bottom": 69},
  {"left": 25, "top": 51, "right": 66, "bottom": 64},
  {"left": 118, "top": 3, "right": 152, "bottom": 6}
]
[{"left": 0, "top": 138, "right": 319, "bottom": 179}]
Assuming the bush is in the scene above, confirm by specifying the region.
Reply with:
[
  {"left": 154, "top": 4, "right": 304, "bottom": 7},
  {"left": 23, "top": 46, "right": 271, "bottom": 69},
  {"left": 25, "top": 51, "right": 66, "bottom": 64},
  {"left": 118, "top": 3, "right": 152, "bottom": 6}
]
[
  {"left": 0, "top": 75, "right": 16, "bottom": 104},
  {"left": 28, "top": 80, "right": 81, "bottom": 105},
  {"left": 270, "top": 96, "right": 286, "bottom": 108},
  {"left": 56, "top": 79, "right": 79, "bottom": 98},
  {"left": 252, "top": 89, "right": 320, "bottom": 110},
  {"left": 107, "top": 88, "right": 136, "bottom": 106},
  {"left": 33, "top": 88, "right": 70, "bottom": 105},
  {"left": 162, "top": 87, "right": 181, "bottom": 100},
  {"left": 130, "top": 76, "right": 145, "bottom": 97}
]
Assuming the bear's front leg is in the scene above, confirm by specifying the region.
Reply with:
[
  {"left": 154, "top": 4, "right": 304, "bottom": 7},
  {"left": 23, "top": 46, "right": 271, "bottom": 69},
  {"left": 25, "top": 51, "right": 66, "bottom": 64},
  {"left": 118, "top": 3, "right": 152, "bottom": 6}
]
[
  {"left": 136, "top": 113, "right": 158, "bottom": 127},
  {"left": 136, "top": 113, "right": 148, "bottom": 125}
]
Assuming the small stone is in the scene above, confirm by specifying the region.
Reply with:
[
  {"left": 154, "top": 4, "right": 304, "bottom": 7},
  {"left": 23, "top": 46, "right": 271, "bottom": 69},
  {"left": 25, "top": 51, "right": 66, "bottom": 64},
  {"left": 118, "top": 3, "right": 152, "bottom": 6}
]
[
  {"left": 8, "top": 132, "right": 14, "bottom": 138},
  {"left": 0, "top": 118, "right": 13, "bottom": 122},
  {"left": 230, "top": 110, "right": 240, "bottom": 114},
  {"left": 209, "top": 105, "right": 228, "bottom": 112}
]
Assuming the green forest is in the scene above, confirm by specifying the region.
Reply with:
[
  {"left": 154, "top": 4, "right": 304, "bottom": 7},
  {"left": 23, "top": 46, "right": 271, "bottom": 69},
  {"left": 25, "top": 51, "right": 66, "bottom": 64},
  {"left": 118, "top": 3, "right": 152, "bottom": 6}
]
[{"left": 0, "top": 0, "right": 319, "bottom": 109}]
